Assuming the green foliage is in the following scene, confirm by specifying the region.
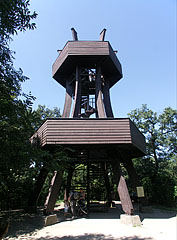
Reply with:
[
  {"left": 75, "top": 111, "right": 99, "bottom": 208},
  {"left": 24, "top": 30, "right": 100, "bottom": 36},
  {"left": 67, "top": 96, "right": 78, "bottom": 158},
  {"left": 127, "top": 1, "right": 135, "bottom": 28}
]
[
  {"left": 0, "top": 0, "right": 37, "bottom": 41},
  {"left": 32, "top": 104, "right": 61, "bottom": 130},
  {"left": 128, "top": 105, "right": 177, "bottom": 206},
  {"left": 0, "top": 0, "right": 38, "bottom": 210}
]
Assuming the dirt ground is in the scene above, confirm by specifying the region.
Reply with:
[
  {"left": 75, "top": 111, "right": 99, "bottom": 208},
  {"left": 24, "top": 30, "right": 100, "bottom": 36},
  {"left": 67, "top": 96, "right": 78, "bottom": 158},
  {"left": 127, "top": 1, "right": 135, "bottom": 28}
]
[{"left": 1, "top": 203, "right": 176, "bottom": 240}]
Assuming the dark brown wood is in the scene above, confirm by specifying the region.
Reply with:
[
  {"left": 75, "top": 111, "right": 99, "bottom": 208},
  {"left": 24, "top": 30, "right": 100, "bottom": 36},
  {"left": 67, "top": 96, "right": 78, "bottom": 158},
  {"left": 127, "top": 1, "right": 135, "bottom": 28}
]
[
  {"left": 100, "top": 28, "right": 106, "bottom": 41},
  {"left": 64, "top": 167, "right": 74, "bottom": 201},
  {"left": 103, "top": 80, "right": 114, "bottom": 117},
  {"left": 118, "top": 176, "right": 133, "bottom": 215},
  {"left": 87, "top": 161, "right": 90, "bottom": 212},
  {"left": 102, "top": 162, "right": 112, "bottom": 206},
  {"left": 31, "top": 118, "right": 146, "bottom": 158},
  {"left": 71, "top": 66, "right": 81, "bottom": 118},
  {"left": 71, "top": 28, "right": 78, "bottom": 41},
  {"left": 95, "top": 65, "right": 106, "bottom": 118},
  {"left": 31, "top": 30, "right": 146, "bottom": 215},
  {"left": 52, "top": 41, "right": 122, "bottom": 89},
  {"left": 62, "top": 79, "right": 73, "bottom": 117},
  {"left": 44, "top": 170, "right": 63, "bottom": 214},
  {"left": 111, "top": 157, "right": 133, "bottom": 215}
]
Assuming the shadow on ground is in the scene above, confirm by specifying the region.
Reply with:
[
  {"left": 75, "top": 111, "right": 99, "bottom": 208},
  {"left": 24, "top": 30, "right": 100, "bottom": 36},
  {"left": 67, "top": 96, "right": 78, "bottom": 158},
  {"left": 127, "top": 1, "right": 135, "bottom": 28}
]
[
  {"left": 1, "top": 203, "right": 176, "bottom": 239},
  {"left": 34, "top": 233, "right": 154, "bottom": 240},
  {"left": 1, "top": 209, "right": 46, "bottom": 239}
]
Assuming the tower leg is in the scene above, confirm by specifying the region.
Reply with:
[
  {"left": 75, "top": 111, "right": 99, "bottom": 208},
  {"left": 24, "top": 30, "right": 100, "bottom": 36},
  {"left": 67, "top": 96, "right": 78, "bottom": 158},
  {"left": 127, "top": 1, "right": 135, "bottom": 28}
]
[
  {"left": 102, "top": 162, "right": 112, "bottom": 207},
  {"left": 95, "top": 65, "right": 106, "bottom": 118},
  {"left": 64, "top": 167, "right": 74, "bottom": 201},
  {"left": 87, "top": 161, "right": 90, "bottom": 213},
  {"left": 72, "top": 66, "right": 81, "bottom": 118},
  {"left": 103, "top": 81, "right": 114, "bottom": 117},
  {"left": 122, "top": 156, "right": 147, "bottom": 205},
  {"left": 44, "top": 170, "right": 63, "bottom": 214},
  {"left": 62, "top": 78, "right": 73, "bottom": 118},
  {"left": 111, "top": 158, "right": 133, "bottom": 215}
]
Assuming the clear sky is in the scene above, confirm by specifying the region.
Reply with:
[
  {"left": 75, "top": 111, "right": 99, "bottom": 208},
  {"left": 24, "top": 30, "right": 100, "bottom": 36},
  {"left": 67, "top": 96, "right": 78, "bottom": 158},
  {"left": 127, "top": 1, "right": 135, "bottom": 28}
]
[{"left": 11, "top": 0, "right": 176, "bottom": 117}]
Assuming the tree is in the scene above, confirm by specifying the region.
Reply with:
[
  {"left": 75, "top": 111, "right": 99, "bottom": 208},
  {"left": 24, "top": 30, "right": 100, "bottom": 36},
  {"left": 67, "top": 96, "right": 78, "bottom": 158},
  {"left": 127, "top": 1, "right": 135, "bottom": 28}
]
[
  {"left": 0, "top": 0, "right": 37, "bottom": 210},
  {"left": 128, "top": 105, "right": 177, "bottom": 206},
  {"left": 0, "top": 0, "right": 37, "bottom": 40}
]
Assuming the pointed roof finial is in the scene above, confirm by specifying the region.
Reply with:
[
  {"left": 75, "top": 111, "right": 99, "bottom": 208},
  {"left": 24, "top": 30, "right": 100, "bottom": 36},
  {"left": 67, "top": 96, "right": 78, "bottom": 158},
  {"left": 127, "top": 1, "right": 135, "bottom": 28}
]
[
  {"left": 71, "top": 28, "right": 78, "bottom": 41},
  {"left": 100, "top": 28, "right": 106, "bottom": 41}
]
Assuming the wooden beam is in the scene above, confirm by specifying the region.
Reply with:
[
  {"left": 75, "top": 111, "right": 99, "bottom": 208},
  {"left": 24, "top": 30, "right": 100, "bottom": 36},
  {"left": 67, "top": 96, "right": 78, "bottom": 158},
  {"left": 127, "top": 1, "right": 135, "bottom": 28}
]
[
  {"left": 62, "top": 79, "right": 73, "bottom": 117},
  {"left": 102, "top": 162, "right": 112, "bottom": 206},
  {"left": 71, "top": 27, "right": 78, "bottom": 41},
  {"left": 103, "top": 80, "right": 114, "bottom": 117},
  {"left": 118, "top": 176, "right": 133, "bottom": 215},
  {"left": 111, "top": 154, "right": 133, "bottom": 215},
  {"left": 87, "top": 161, "right": 90, "bottom": 213},
  {"left": 95, "top": 66, "right": 106, "bottom": 118},
  {"left": 44, "top": 170, "right": 63, "bottom": 214},
  {"left": 64, "top": 167, "right": 74, "bottom": 201},
  {"left": 71, "top": 66, "right": 81, "bottom": 117},
  {"left": 100, "top": 28, "right": 106, "bottom": 41}
]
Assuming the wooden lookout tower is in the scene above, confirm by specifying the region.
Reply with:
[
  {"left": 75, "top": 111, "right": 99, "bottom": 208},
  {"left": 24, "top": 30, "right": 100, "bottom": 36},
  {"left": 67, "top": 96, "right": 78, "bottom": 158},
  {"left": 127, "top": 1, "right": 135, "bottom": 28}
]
[{"left": 31, "top": 28, "right": 146, "bottom": 215}]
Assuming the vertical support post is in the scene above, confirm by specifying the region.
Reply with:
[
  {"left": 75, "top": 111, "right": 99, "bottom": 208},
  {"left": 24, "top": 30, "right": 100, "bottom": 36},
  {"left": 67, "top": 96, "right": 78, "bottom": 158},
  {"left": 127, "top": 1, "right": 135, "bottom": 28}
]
[
  {"left": 62, "top": 78, "right": 73, "bottom": 118},
  {"left": 95, "top": 66, "right": 106, "bottom": 118},
  {"left": 71, "top": 28, "right": 78, "bottom": 41},
  {"left": 71, "top": 66, "right": 81, "bottom": 118},
  {"left": 100, "top": 28, "right": 106, "bottom": 41},
  {"left": 118, "top": 176, "right": 134, "bottom": 215},
  {"left": 87, "top": 161, "right": 90, "bottom": 213},
  {"left": 102, "top": 162, "right": 112, "bottom": 207},
  {"left": 111, "top": 157, "right": 133, "bottom": 215},
  {"left": 64, "top": 167, "right": 74, "bottom": 201},
  {"left": 44, "top": 170, "right": 63, "bottom": 214},
  {"left": 103, "top": 81, "right": 114, "bottom": 117},
  {"left": 122, "top": 156, "right": 147, "bottom": 205}
]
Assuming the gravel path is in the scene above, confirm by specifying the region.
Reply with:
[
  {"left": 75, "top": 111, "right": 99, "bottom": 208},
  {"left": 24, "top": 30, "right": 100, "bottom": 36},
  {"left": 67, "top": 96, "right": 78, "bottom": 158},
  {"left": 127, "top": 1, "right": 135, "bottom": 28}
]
[{"left": 2, "top": 205, "right": 177, "bottom": 240}]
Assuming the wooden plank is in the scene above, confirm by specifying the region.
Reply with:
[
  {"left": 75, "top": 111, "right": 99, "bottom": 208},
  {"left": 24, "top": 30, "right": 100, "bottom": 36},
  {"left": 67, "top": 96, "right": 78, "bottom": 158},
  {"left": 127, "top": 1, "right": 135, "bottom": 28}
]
[
  {"left": 30, "top": 118, "right": 145, "bottom": 156},
  {"left": 129, "top": 121, "right": 146, "bottom": 154}
]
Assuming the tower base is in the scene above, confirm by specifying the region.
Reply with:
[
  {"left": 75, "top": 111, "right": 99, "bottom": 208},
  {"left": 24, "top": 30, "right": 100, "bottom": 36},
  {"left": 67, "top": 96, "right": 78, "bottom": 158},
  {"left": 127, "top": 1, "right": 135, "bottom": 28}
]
[{"left": 120, "top": 214, "right": 142, "bottom": 227}]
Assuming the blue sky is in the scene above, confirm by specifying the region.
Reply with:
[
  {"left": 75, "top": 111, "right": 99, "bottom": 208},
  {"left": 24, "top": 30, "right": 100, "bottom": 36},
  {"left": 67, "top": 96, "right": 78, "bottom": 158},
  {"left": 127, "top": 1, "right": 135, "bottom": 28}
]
[{"left": 11, "top": 0, "right": 176, "bottom": 117}]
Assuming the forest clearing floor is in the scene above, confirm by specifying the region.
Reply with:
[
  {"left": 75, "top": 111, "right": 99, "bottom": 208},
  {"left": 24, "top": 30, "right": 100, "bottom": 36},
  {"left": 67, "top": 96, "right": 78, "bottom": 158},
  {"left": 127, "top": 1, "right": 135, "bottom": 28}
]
[{"left": 1, "top": 202, "right": 176, "bottom": 240}]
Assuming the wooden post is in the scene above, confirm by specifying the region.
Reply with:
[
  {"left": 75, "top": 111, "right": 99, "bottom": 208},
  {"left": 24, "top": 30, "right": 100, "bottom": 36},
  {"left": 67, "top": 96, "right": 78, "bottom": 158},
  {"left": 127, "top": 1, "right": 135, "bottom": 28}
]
[
  {"left": 72, "top": 66, "right": 81, "bottom": 117},
  {"left": 102, "top": 162, "right": 112, "bottom": 207},
  {"left": 44, "top": 170, "right": 63, "bottom": 214},
  {"left": 87, "top": 161, "right": 90, "bottom": 213},
  {"left": 103, "top": 80, "right": 114, "bottom": 117},
  {"left": 95, "top": 65, "right": 106, "bottom": 118},
  {"left": 111, "top": 158, "right": 133, "bottom": 215},
  {"left": 71, "top": 28, "right": 78, "bottom": 41},
  {"left": 100, "top": 28, "right": 106, "bottom": 41},
  {"left": 62, "top": 78, "right": 73, "bottom": 118},
  {"left": 122, "top": 156, "right": 147, "bottom": 206},
  {"left": 64, "top": 167, "right": 74, "bottom": 201},
  {"left": 118, "top": 176, "right": 133, "bottom": 215}
]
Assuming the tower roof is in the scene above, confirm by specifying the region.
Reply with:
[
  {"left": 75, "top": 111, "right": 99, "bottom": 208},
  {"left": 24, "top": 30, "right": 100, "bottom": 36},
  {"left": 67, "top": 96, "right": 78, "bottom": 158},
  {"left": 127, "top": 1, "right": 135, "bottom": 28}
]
[{"left": 52, "top": 40, "right": 123, "bottom": 89}]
